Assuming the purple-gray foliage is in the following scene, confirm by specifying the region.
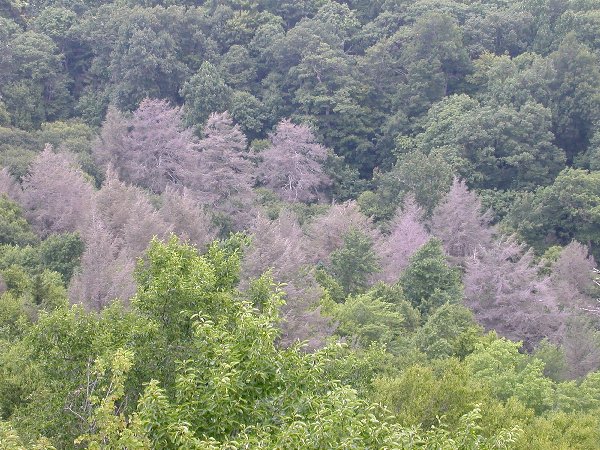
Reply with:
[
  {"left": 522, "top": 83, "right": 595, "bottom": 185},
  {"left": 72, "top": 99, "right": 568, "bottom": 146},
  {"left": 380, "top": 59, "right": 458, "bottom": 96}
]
[
  {"left": 375, "top": 195, "right": 430, "bottom": 284},
  {"left": 22, "top": 145, "right": 95, "bottom": 237},
  {"left": 94, "top": 99, "right": 199, "bottom": 194},
  {"left": 464, "top": 236, "right": 564, "bottom": 349},
  {"left": 431, "top": 178, "right": 494, "bottom": 264},
  {"left": 259, "top": 119, "right": 331, "bottom": 203}
]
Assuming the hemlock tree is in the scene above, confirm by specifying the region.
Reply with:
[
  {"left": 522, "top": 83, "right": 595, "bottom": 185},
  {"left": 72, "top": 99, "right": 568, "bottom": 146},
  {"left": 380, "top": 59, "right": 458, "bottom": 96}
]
[
  {"left": 192, "top": 112, "right": 255, "bottom": 214},
  {"left": 93, "top": 99, "right": 199, "bottom": 194},
  {"left": 550, "top": 241, "right": 598, "bottom": 311},
  {"left": 562, "top": 318, "right": 600, "bottom": 378},
  {"left": 376, "top": 195, "right": 430, "bottom": 284},
  {"left": 22, "top": 145, "right": 95, "bottom": 237},
  {"left": 241, "top": 211, "right": 327, "bottom": 348},
  {"left": 431, "top": 178, "right": 494, "bottom": 264},
  {"left": 0, "top": 168, "right": 20, "bottom": 202},
  {"left": 159, "top": 187, "right": 217, "bottom": 250},
  {"left": 259, "top": 120, "right": 331, "bottom": 203},
  {"left": 69, "top": 217, "right": 135, "bottom": 311},
  {"left": 306, "top": 201, "right": 378, "bottom": 265},
  {"left": 95, "top": 171, "right": 172, "bottom": 258},
  {"left": 242, "top": 211, "right": 309, "bottom": 285},
  {"left": 464, "top": 236, "right": 564, "bottom": 349}
]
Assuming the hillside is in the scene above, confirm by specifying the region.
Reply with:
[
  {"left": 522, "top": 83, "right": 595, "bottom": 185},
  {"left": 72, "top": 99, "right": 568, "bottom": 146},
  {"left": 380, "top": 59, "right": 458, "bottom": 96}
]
[{"left": 1, "top": 0, "right": 600, "bottom": 448}]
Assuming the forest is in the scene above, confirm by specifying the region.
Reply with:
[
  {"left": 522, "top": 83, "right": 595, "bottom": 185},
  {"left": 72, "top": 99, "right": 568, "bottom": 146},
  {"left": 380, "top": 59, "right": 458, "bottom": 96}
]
[{"left": 1, "top": 0, "right": 600, "bottom": 448}]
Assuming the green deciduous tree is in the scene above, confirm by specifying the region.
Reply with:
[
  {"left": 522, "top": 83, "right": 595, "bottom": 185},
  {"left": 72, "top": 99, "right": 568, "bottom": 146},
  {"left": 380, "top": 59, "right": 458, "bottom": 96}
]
[
  {"left": 330, "top": 227, "right": 380, "bottom": 295},
  {"left": 181, "top": 61, "right": 232, "bottom": 129},
  {"left": 0, "top": 196, "right": 38, "bottom": 247},
  {"left": 400, "top": 238, "right": 463, "bottom": 315},
  {"left": 505, "top": 168, "right": 600, "bottom": 258}
]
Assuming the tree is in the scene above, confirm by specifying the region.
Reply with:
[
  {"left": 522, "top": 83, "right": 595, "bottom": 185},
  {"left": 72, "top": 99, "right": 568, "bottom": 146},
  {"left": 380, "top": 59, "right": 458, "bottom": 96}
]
[
  {"left": 587, "top": 127, "right": 600, "bottom": 170},
  {"left": 431, "top": 178, "right": 494, "bottom": 264},
  {"left": 69, "top": 217, "right": 135, "bottom": 311},
  {"left": 373, "top": 360, "right": 490, "bottom": 430},
  {"left": 229, "top": 90, "right": 268, "bottom": 140},
  {"left": 95, "top": 172, "right": 171, "bottom": 258},
  {"left": 242, "top": 210, "right": 308, "bottom": 285},
  {"left": 362, "top": 149, "right": 454, "bottom": 221},
  {"left": 400, "top": 238, "right": 463, "bottom": 315},
  {"left": 306, "top": 201, "right": 377, "bottom": 265},
  {"left": 550, "top": 241, "right": 598, "bottom": 311},
  {"left": 505, "top": 168, "right": 600, "bottom": 259},
  {"left": 259, "top": 120, "right": 331, "bottom": 203},
  {"left": 0, "top": 195, "right": 38, "bottom": 246},
  {"left": 375, "top": 195, "right": 430, "bottom": 283},
  {"left": 366, "top": 12, "right": 471, "bottom": 122},
  {"left": 219, "top": 45, "right": 258, "bottom": 90},
  {"left": 464, "top": 236, "right": 563, "bottom": 349},
  {"left": 463, "top": 4, "right": 534, "bottom": 56},
  {"left": 0, "top": 168, "right": 20, "bottom": 202},
  {"left": 470, "top": 52, "right": 555, "bottom": 110},
  {"left": 159, "top": 187, "right": 217, "bottom": 250},
  {"left": 241, "top": 211, "right": 327, "bottom": 347},
  {"left": 465, "top": 337, "right": 555, "bottom": 414},
  {"left": 107, "top": 16, "right": 189, "bottom": 111},
  {"left": 191, "top": 112, "right": 255, "bottom": 216},
  {"left": 288, "top": 37, "right": 377, "bottom": 174},
  {"left": 416, "top": 95, "right": 566, "bottom": 190},
  {"left": 180, "top": 61, "right": 232, "bottom": 129},
  {"left": 414, "top": 303, "right": 482, "bottom": 360},
  {"left": 324, "top": 291, "right": 405, "bottom": 350},
  {"left": 38, "top": 233, "right": 84, "bottom": 283},
  {"left": 22, "top": 145, "right": 95, "bottom": 237},
  {"left": 91, "top": 106, "right": 128, "bottom": 174},
  {"left": 330, "top": 227, "right": 380, "bottom": 295},
  {"left": 93, "top": 99, "right": 199, "bottom": 194},
  {"left": 549, "top": 34, "right": 600, "bottom": 162},
  {"left": 0, "top": 29, "right": 72, "bottom": 129},
  {"left": 562, "top": 318, "right": 600, "bottom": 378}
]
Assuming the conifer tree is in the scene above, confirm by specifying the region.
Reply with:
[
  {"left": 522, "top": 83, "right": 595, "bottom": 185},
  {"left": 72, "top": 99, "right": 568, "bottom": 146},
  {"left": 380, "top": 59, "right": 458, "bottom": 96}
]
[
  {"left": 259, "top": 120, "right": 331, "bottom": 203},
  {"left": 464, "top": 236, "right": 563, "bottom": 348},
  {"left": 0, "top": 167, "right": 20, "bottom": 201},
  {"left": 431, "top": 178, "right": 494, "bottom": 264},
  {"left": 93, "top": 99, "right": 199, "bottom": 194},
  {"left": 160, "top": 187, "right": 217, "bottom": 250},
  {"left": 330, "top": 227, "right": 380, "bottom": 295},
  {"left": 191, "top": 111, "right": 255, "bottom": 220},
  {"left": 307, "top": 201, "right": 377, "bottom": 265},
  {"left": 96, "top": 171, "right": 171, "bottom": 257},
  {"left": 22, "top": 145, "right": 95, "bottom": 237},
  {"left": 376, "top": 195, "right": 430, "bottom": 284},
  {"left": 69, "top": 216, "right": 135, "bottom": 310},
  {"left": 242, "top": 211, "right": 328, "bottom": 348}
]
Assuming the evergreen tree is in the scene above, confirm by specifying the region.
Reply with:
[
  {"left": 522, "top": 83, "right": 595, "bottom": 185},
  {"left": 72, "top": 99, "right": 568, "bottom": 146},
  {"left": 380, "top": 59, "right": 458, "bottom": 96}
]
[
  {"left": 431, "top": 178, "right": 494, "bottom": 264},
  {"left": 376, "top": 195, "right": 430, "bottom": 283}
]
